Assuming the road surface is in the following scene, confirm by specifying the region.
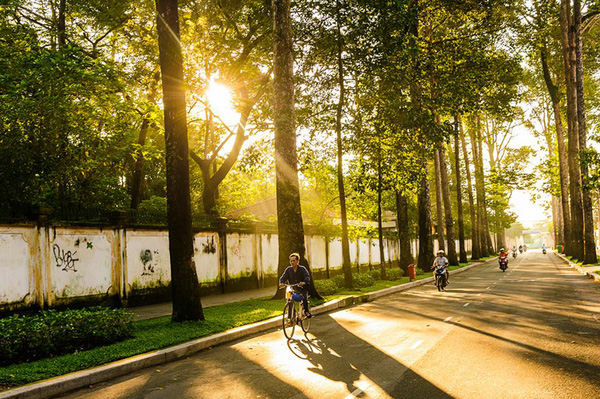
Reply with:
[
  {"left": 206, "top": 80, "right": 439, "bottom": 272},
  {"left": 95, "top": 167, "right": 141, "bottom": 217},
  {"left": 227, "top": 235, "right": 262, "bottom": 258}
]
[{"left": 59, "top": 251, "right": 600, "bottom": 398}]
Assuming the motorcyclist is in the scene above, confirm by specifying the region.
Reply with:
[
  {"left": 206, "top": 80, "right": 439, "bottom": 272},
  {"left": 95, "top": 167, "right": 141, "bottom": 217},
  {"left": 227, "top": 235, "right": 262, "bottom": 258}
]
[
  {"left": 518, "top": 244, "right": 523, "bottom": 253},
  {"left": 542, "top": 243, "right": 547, "bottom": 253},
  {"left": 511, "top": 245, "right": 518, "bottom": 257},
  {"left": 498, "top": 247, "right": 509, "bottom": 269},
  {"left": 432, "top": 250, "right": 450, "bottom": 286}
]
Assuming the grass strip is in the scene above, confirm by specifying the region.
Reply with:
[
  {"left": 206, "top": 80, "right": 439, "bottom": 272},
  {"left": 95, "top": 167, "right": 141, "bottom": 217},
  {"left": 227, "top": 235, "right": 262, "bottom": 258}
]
[{"left": 0, "top": 260, "right": 477, "bottom": 390}]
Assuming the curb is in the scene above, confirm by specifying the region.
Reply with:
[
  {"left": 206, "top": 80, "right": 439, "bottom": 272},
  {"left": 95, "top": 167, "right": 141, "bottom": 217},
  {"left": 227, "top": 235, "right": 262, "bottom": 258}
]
[
  {"left": 0, "top": 258, "right": 495, "bottom": 399},
  {"left": 555, "top": 252, "right": 600, "bottom": 282}
]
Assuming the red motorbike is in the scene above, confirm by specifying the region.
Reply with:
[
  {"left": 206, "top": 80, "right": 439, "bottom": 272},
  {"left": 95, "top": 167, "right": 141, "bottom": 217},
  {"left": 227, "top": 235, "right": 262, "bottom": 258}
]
[{"left": 498, "top": 255, "right": 508, "bottom": 272}]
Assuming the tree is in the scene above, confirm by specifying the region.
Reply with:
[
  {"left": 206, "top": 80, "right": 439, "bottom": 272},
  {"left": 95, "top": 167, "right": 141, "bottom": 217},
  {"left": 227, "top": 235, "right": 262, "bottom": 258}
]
[
  {"left": 155, "top": 0, "right": 203, "bottom": 321},
  {"left": 272, "top": 0, "right": 321, "bottom": 300}
]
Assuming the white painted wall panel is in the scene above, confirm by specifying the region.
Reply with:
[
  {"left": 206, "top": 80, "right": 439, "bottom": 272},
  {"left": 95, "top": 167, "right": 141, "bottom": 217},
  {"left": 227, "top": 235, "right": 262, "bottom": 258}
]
[
  {"left": 371, "top": 240, "right": 381, "bottom": 264},
  {"left": 328, "top": 238, "right": 343, "bottom": 269},
  {"left": 358, "top": 239, "right": 370, "bottom": 265},
  {"left": 126, "top": 231, "right": 171, "bottom": 291},
  {"left": 0, "top": 231, "right": 31, "bottom": 303},
  {"left": 309, "top": 236, "right": 327, "bottom": 271},
  {"left": 194, "top": 233, "right": 220, "bottom": 282},
  {"left": 226, "top": 233, "right": 254, "bottom": 276},
  {"left": 349, "top": 239, "right": 357, "bottom": 264},
  {"left": 260, "top": 234, "right": 278, "bottom": 276},
  {"left": 51, "top": 231, "right": 112, "bottom": 298}
]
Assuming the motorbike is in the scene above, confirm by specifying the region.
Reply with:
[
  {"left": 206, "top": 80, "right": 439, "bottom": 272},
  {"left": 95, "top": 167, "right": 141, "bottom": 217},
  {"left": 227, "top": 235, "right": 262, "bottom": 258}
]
[
  {"left": 498, "top": 255, "right": 508, "bottom": 272},
  {"left": 519, "top": 248, "right": 523, "bottom": 254},
  {"left": 542, "top": 248, "right": 547, "bottom": 254},
  {"left": 512, "top": 250, "right": 517, "bottom": 258},
  {"left": 434, "top": 265, "right": 447, "bottom": 291}
]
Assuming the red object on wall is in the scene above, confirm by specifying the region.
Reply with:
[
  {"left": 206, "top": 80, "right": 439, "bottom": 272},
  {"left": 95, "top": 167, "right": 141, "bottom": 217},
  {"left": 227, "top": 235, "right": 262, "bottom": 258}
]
[{"left": 408, "top": 264, "right": 416, "bottom": 280}]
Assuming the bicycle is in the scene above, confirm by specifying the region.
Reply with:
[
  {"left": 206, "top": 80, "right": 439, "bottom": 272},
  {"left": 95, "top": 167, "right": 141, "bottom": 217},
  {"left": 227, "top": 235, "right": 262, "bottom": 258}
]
[{"left": 282, "top": 283, "right": 311, "bottom": 339}]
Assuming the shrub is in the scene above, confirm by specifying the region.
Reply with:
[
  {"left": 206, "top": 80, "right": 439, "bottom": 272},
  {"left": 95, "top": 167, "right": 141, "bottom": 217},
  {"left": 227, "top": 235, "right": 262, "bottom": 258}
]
[
  {"left": 386, "top": 268, "right": 404, "bottom": 280},
  {"left": 415, "top": 267, "right": 425, "bottom": 275},
  {"left": 0, "top": 307, "right": 133, "bottom": 366},
  {"left": 314, "top": 279, "right": 339, "bottom": 295},
  {"left": 367, "top": 269, "right": 381, "bottom": 280},
  {"left": 331, "top": 274, "right": 345, "bottom": 288},
  {"left": 352, "top": 273, "right": 375, "bottom": 288}
]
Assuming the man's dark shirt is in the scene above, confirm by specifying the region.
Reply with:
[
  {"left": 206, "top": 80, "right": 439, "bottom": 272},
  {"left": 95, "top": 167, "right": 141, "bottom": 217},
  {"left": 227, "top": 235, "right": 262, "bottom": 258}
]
[{"left": 279, "top": 265, "right": 311, "bottom": 286}]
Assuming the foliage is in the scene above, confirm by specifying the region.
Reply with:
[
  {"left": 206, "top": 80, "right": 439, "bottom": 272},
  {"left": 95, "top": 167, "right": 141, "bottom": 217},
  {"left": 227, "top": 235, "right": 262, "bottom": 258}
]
[
  {"left": 386, "top": 268, "right": 405, "bottom": 280},
  {"left": 352, "top": 272, "right": 375, "bottom": 288},
  {"left": 0, "top": 307, "right": 133, "bottom": 366},
  {"left": 313, "top": 279, "right": 339, "bottom": 295}
]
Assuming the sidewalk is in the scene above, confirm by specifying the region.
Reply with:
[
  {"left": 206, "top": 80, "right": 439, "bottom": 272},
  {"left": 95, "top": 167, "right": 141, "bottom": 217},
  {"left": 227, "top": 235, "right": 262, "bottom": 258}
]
[
  {"left": 555, "top": 252, "right": 600, "bottom": 282},
  {"left": 131, "top": 286, "right": 277, "bottom": 321},
  {"left": 0, "top": 259, "right": 493, "bottom": 399}
]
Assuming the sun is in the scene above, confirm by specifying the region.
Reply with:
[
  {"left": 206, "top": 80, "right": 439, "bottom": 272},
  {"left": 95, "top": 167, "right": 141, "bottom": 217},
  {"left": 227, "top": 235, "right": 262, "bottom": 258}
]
[{"left": 206, "top": 79, "right": 240, "bottom": 128}]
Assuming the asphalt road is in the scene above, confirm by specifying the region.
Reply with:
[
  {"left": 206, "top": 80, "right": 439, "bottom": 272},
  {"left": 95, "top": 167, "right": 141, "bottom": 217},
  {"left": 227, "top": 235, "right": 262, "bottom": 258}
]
[{"left": 58, "top": 251, "right": 600, "bottom": 399}]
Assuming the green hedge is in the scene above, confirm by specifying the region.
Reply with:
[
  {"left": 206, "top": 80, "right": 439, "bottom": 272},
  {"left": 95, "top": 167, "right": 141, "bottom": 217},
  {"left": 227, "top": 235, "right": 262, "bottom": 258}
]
[
  {"left": 386, "top": 268, "right": 404, "bottom": 280},
  {"left": 0, "top": 307, "right": 133, "bottom": 366}
]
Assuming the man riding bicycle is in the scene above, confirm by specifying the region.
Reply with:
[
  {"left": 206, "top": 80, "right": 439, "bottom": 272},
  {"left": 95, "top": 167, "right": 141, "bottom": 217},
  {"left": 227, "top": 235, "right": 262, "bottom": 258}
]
[{"left": 279, "top": 252, "right": 312, "bottom": 318}]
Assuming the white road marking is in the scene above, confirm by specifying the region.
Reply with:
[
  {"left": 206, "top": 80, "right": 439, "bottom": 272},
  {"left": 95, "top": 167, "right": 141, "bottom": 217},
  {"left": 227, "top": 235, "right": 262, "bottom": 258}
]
[
  {"left": 463, "top": 303, "right": 470, "bottom": 307},
  {"left": 486, "top": 287, "right": 490, "bottom": 289},
  {"left": 444, "top": 316, "right": 452, "bottom": 322},
  {"left": 410, "top": 340, "right": 424, "bottom": 350},
  {"left": 477, "top": 293, "right": 481, "bottom": 296},
  {"left": 344, "top": 381, "right": 371, "bottom": 399}
]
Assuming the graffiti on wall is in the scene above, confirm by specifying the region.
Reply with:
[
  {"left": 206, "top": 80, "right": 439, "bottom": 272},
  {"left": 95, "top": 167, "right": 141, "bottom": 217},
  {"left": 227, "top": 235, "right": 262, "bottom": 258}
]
[
  {"left": 53, "top": 244, "right": 79, "bottom": 272},
  {"left": 140, "top": 249, "right": 159, "bottom": 276},
  {"left": 202, "top": 236, "right": 216, "bottom": 254}
]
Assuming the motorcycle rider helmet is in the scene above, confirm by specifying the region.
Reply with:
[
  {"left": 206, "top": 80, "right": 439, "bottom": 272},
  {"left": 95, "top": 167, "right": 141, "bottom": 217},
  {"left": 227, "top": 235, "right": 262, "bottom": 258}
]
[{"left": 499, "top": 248, "right": 505, "bottom": 252}]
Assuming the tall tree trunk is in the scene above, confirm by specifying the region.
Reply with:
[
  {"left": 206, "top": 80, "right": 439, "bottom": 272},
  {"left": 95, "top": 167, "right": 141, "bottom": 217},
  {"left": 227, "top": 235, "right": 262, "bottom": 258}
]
[
  {"left": 434, "top": 149, "right": 446, "bottom": 253},
  {"left": 459, "top": 119, "right": 479, "bottom": 259},
  {"left": 272, "top": 0, "right": 321, "bottom": 300},
  {"left": 540, "top": 43, "right": 571, "bottom": 253},
  {"left": 410, "top": 0, "right": 433, "bottom": 270},
  {"left": 439, "top": 142, "right": 458, "bottom": 265},
  {"left": 58, "top": 0, "right": 66, "bottom": 48},
  {"left": 396, "top": 191, "right": 413, "bottom": 275},
  {"left": 335, "top": 0, "right": 352, "bottom": 288},
  {"left": 560, "top": 0, "right": 584, "bottom": 259},
  {"left": 476, "top": 122, "right": 494, "bottom": 254},
  {"left": 418, "top": 162, "right": 434, "bottom": 270},
  {"left": 377, "top": 151, "right": 387, "bottom": 279},
  {"left": 155, "top": 0, "right": 203, "bottom": 321},
  {"left": 453, "top": 128, "right": 468, "bottom": 263},
  {"left": 574, "top": 0, "right": 597, "bottom": 263},
  {"left": 469, "top": 119, "right": 489, "bottom": 257}
]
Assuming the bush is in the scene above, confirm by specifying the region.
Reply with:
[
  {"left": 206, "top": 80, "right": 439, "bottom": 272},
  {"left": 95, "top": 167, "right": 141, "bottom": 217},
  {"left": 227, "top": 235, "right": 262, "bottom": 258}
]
[
  {"left": 331, "top": 274, "right": 345, "bottom": 288},
  {"left": 415, "top": 267, "right": 425, "bottom": 275},
  {"left": 386, "top": 268, "right": 404, "bottom": 280},
  {"left": 0, "top": 307, "right": 133, "bottom": 366},
  {"left": 367, "top": 269, "right": 381, "bottom": 280},
  {"left": 352, "top": 273, "right": 375, "bottom": 288},
  {"left": 314, "top": 279, "right": 339, "bottom": 295}
]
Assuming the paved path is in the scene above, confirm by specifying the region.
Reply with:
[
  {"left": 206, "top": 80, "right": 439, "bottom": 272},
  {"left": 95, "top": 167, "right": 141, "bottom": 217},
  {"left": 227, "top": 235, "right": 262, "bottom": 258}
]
[
  {"left": 59, "top": 251, "right": 600, "bottom": 398},
  {"left": 130, "top": 286, "right": 277, "bottom": 321}
]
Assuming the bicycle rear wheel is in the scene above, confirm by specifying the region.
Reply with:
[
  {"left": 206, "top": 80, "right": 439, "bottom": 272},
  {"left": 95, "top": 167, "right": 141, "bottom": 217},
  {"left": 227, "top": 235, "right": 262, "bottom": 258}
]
[
  {"left": 282, "top": 302, "right": 295, "bottom": 339},
  {"left": 300, "top": 309, "right": 311, "bottom": 333}
]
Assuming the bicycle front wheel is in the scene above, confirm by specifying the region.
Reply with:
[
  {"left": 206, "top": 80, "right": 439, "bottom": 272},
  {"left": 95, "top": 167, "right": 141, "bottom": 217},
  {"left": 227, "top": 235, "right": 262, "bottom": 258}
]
[{"left": 282, "top": 302, "right": 295, "bottom": 339}]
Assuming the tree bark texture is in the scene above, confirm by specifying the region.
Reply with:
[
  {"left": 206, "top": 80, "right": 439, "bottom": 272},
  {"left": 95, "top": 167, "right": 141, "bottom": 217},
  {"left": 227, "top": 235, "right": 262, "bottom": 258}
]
[
  {"left": 417, "top": 161, "right": 435, "bottom": 270},
  {"left": 335, "top": 0, "right": 352, "bottom": 287},
  {"left": 377, "top": 157, "right": 387, "bottom": 279},
  {"left": 540, "top": 44, "right": 571, "bottom": 253},
  {"left": 574, "top": 0, "right": 597, "bottom": 263},
  {"left": 272, "top": 0, "right": 321, "bottom": 299},
  {"left": 453, "top": 131, "right": 468, "bottom": 263},
  {"left": 155, "top": 0, "right": 204, "bottom": 321},
  {"left": 469, "top": 119, "right": 490, "bottom": 257},
  {"left": 396, "top": 191, "right": 413, "bottom": 275},
  {"left": 560, "top": 0, "right": 584, "bottom": 259},
  {"left": 459, "top": 119, "right": 479, "bottom": 259},
  {"left": 476, "top": 125, "right": 495, "bottom": 254},
  {"left": 434, "top": 149, "right": 446, "bottom": 253},
  {"left": 439, "top": 143, "right": 458, "bottom": 265}
]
